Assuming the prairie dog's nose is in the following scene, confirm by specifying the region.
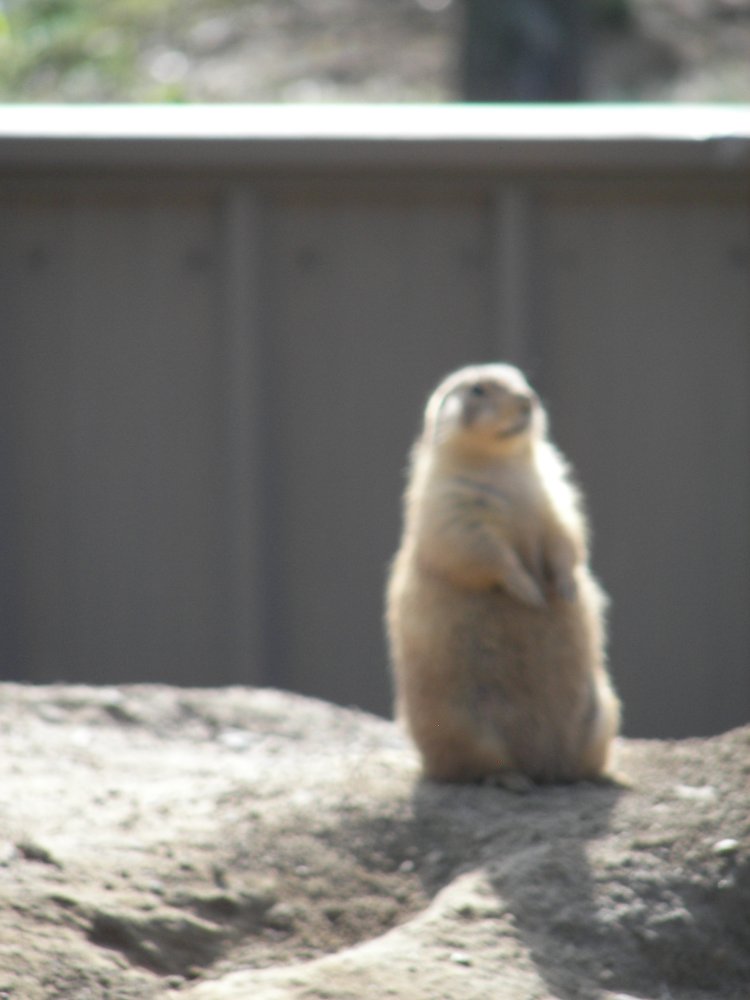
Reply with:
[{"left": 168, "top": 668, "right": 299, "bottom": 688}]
[{"left": 514, "top": 394, "right": 533, "bottom": 416}]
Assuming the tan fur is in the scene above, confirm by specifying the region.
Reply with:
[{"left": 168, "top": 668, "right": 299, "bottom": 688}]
[{"left": 386, "top": 363, "right": 620, "bottom": 785}]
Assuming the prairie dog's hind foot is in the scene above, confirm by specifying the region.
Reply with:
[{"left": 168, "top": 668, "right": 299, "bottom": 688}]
[{"left": 482, "top": 770, "right": 535, "bottom": 794}]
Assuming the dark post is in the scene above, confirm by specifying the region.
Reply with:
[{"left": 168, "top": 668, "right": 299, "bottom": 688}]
[{"left": 460, "top": 0, "right": 589, "bottom": 101}]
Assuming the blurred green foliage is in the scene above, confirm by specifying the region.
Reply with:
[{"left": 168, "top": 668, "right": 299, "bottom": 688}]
[
  {"left": 0, "top": 0, "right": 746, "bottom": 103},
  {"left": 0, "top": 0, "right": 186, "bottom": 100}
]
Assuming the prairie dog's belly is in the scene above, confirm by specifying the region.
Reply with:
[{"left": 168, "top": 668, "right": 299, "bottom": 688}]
[
  {"left": 394, "top": 564, "right": 600, "bottom": 705},
  {"left": 393, "top": 575, "right": 605, "bottom": 781}
]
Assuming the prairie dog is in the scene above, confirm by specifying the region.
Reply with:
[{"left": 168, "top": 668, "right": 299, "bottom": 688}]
[{"left": 386, "top": 363, "right": 620, "bottom": 785}]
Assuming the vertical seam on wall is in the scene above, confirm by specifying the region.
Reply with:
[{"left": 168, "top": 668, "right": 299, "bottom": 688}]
[
  {"left": 492, "top": 183, "right": 532, "bottom": 369},
  {"left": 221, "top": 184, "right": 265, "bottom": 685}
]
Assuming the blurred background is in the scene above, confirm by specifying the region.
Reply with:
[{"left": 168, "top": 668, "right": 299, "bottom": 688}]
[
  {"left": 1, "top": 0, "right": 750, "bottom": 103},
  {"left": 1, "top": 1, "right": 749, "bottom": 740}
]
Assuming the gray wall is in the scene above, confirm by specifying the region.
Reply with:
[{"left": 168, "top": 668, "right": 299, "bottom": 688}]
[{"left": 1, "top": 110, "right": 749, "bottom": 738}]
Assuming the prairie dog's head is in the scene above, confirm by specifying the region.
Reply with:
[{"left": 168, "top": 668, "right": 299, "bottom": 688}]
[{"left": 424, "top": 364, "right": 545, "bottom": 455}]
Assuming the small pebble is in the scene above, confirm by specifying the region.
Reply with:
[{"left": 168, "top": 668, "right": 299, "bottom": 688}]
[
  {"left": 218, "top": 728, "right": 251, "bottom": 751},
  {"left": 70, "top": 727, "right": 93, "bottom": 747},
  {"left": 450, "top": 952, "right": 472, "bottom": 966},
  {"left": 264, "top": 902, "right": 296, "bottom": 931},
  {"left": 0, "top": 843, "right": 16, "bottom": 866},
  {"left": 675, "top": 784, "right": 716, "bottom": 802},
  {"left": 713, "top": 838, "right": 739, "bottom": 855}
]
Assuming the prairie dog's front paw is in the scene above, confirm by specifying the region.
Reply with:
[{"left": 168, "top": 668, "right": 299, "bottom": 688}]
[
  {"left": 495, "top": 544, "right": 547, "bottom": 607},
  {"left": 544, "top": 538, "right": 581, "bottom": 602},
  {"left": 552, "top": 570, "right": 578, "bottom": 602},
  {"left": 504, "top": 570, "right": 546, "bottom": 608}
]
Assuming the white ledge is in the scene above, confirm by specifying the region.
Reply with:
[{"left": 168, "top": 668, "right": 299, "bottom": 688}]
[{"left": 1, "top": 104, "right": 749, "bottom": 172}]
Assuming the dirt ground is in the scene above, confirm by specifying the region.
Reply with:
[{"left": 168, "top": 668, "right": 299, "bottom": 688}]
[{"left": 0, "top": 683, "right": 748, "bottom": 1000}]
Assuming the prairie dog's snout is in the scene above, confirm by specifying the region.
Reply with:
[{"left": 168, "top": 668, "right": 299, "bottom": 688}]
[{"left": 459, "top": 381, "right": 536, "bottom": 436}]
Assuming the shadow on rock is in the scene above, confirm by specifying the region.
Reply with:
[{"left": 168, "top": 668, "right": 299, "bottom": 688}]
[
  {"left": 411, "top": 774, "right": 750, "bottom": 1000},
  {"left": 412, "top": 778, "right": 623, "bottom": 1000}
]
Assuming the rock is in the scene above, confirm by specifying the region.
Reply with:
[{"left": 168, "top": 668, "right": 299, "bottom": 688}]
[{"left": 0, "top": 683, "right": 747, "bottom": 1000}]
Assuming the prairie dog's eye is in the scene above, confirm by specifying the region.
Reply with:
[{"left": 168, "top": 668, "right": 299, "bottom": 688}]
[{"left": 469, "top": 383, "right": 487, "bottom": 398}]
